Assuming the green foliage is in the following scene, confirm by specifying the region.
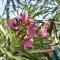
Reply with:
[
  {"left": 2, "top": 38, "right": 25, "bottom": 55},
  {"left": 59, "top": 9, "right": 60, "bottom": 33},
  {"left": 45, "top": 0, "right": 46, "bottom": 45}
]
[{"left": 55, "top": 0, "right": 60, "bottom": 5}]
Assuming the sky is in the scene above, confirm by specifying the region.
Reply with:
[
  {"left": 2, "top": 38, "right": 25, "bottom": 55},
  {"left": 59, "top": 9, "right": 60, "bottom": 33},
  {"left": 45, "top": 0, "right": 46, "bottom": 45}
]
[
  {"left": 0, "top": 0, "right": 37, "bottom": 18},
  {"left": 0, "top": 0, "right": 58, "bottom": 20},
  {"left": 0, "top": 0, "right": 7, "bottom": 16}
]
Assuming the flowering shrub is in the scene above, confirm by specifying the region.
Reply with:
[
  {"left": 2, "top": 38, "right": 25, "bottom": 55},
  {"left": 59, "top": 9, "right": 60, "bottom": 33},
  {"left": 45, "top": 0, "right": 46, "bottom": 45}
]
[
  {"left": 0, "top": 0, "right": 60, "bottom": 60},
  {"left": 7, "top": 13, "right": 49, "bottom": 49},
  {"left": 0, "top": 15, "right": 60, "bottom": 60}
]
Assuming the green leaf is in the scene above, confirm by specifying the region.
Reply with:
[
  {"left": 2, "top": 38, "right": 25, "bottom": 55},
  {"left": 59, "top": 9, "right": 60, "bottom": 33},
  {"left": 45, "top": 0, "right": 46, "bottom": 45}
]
[
  {"left": 55, "top": 0, "right": 60, "bottom": 5},
  {"left": 4, "top": 48, "right": 27, "bottom": 60},
  {"left": 16, "top": 1, "right": 30, "bottom": 11},
  {"left": 28, "top": 49, "right": 52, "bottom": 53},
  {"left": 43, "top": 0, "right": 49, "bottom": 5},
  {"left": 11, "top": 0, "right": 16, "bottom": 11},
  {"left": 31, "top": 11, "right": 43, "bottom": 18}
]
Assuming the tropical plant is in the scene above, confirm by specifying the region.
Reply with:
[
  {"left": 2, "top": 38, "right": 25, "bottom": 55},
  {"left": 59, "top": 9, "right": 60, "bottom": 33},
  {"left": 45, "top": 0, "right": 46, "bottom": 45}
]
[{"left": 0, "top": 0, "right": 60, "bottom": 60}]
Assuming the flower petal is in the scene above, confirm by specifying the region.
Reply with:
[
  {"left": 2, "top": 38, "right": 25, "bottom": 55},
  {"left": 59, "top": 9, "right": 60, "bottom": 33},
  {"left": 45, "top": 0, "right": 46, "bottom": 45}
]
[
  {"left": 38, "top": 25, "right": 47, "bottom": 38},
  {"left": 22, "top": 35, "right": 33, "bottom": 49},
  {"left": 26, "top": 21, "right": 36, "bottom": 37},
  {"left": 7, "top": 19, "right": 14, "bottom": 28}
]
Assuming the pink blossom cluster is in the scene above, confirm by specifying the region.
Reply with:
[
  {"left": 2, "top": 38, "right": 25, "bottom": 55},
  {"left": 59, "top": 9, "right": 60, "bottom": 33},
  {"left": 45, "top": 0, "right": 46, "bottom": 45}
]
[{"left": 7, "top": 13, "right": 48, "bottom": 49}]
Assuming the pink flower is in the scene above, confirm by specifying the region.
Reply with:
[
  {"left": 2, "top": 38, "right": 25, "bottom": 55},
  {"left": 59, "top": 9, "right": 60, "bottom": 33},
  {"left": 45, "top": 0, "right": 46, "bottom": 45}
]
[
  {"left": 21, "top": 14, "right": 29, "bottom": 25},
  {"left": 22, "top": 35, "right": 33, "bottom": 49},
  {"left": 26, "top": 21, "right": 36, "bottom": 37},
  {"left": 7, "top": 19, "right": 14, "bottom": 28},
  {"left": 27, "top": 21, "right": 35, "bottom": 28},
  {"left": 13, "top": 26, "right": 19, "bottom": 32},
  {"left": 38, "top": 25, "right": 47, "bottom": 38},
  {"left": 12, "top": 24, "right": 19, "bottom": 32},
  {"left": 27, "top": 29, "right": 36, "bottom": 37},
  {"left": 7, "top": 18, "right": 19, "bottom": 32}
]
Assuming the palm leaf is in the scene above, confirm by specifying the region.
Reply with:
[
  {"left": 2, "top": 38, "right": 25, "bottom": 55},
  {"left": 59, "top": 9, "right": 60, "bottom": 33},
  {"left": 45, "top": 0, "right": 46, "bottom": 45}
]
[
  {"left": 43, "top": 0, "right": 49, "bottom": 5},
  {"left": 11, "top": 0, "right": 16, "bottom": 11},
  {"left": 3, "top": 48, "right": 27, "bottom": 60},
  {"left": 55, "top": 0, "right": 60, "bottom": 5},
  {"left": 28, "top": 49, "right": 52, "bottom": 53},
  {"left": 31, "top": 11, "right": 43, "bottom": 18}
]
